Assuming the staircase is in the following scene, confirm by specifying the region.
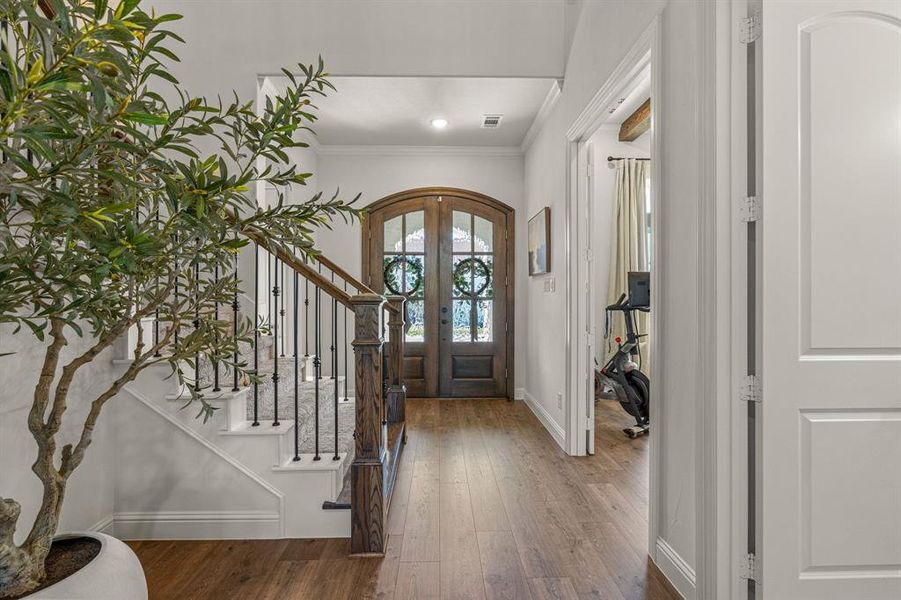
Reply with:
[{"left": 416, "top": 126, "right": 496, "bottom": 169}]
[{"left": 111, "top": 244, "right": 407, "bottom": 555}]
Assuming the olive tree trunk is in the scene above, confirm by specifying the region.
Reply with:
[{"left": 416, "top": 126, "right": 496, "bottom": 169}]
[
  {"left": 0, "top": 488, "right": 65, "bottom": 598},
  {"left": 0, "top": 313, "right": 170, "bottom": 598}
]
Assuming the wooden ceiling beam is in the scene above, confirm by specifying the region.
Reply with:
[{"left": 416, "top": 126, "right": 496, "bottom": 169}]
[{"left": 618, "top": 98, "right": 651, "bottom": 142}]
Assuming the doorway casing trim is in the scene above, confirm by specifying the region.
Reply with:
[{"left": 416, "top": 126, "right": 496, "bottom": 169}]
[
  {"left": 562, "top": 9, "right": 735, "bottom": 599},
  {"left": 563, "top": 12, "right": 661, "bottom": 554}
]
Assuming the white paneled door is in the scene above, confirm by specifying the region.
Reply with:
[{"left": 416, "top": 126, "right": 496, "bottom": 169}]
[{"left": 761, "top": 1, "right": 901, "bottom": 599}]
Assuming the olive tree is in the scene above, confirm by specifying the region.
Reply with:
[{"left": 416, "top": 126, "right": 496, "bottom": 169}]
[{"left": 0, "top": 1, "right": 356, "bottom": 595}]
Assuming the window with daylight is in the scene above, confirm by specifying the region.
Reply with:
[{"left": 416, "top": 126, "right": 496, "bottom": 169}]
[
  {"left": 451, "top": 211, "right": 494, "bottom": 342},
  {"left": 383, "top": 211, "right": 426, "bottom": 342}
]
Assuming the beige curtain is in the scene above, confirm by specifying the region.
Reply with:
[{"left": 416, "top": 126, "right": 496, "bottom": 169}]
[{"left": 605, "top": 158, "right": 651, "bottom": 371}]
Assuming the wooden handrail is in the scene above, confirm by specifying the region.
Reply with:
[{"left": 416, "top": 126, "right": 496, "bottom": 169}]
[
  {"left": 315, "top": 253, "right": 372, "bottom": 294},
  {"left": 241, "top": 228, "right": 353, "bottom": 309},
  {"left": 314, "top": 253, "right": 400, "bottom": 315}
]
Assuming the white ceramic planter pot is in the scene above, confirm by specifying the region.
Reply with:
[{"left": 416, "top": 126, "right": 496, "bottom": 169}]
[{"left": 28, "top": 532, "right": 147, "bottom": 600}]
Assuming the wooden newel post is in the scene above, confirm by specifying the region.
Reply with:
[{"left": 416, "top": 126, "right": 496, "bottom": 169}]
[
  {"left": 350, "top": 293, "right": 387, "bottom": 555},
  {"left": 385, "top": 295, "right": 406, "bottom": 425}
]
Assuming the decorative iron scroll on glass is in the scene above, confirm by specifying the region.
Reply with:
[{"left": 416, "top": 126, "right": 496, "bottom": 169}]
[
  {"left": 453, "top": 257, "right": 491, "bottom": 298},
  {"left": 383, "top": 255, "right": 424, "bottom": 296}
]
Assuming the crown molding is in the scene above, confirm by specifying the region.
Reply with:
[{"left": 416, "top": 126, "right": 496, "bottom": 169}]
[
  {"left": 315, "top": 145, "right": 523, "bottom": 157},
  {"left": 521, "top": 78, "right": 563, "bottom": 152}
]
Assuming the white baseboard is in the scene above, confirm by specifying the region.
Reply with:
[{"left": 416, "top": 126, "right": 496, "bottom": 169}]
[
  {"left": 520, "top": 389, "right": 565, "bottom": 450},
  {"left": 655, "top": 537, "right": 696, "bottom": 599},
  {"left": 113, "top": 511, "right": 282, "bottom": 540},
  {"left": 88, "top": 514, "right": 115, "bottom": 535},
  {"left": 513, "top": 387, "right": 525, "bottom": 400}
]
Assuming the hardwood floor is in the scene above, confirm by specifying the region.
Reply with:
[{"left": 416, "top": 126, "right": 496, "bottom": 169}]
[{"left": 130, "top": 398, "right": 680, "bottom": 599}]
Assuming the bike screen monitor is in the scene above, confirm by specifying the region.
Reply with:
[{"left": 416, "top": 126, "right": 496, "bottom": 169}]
[{"left": 628, "top": 271, "right": 651, "bottom": 309}]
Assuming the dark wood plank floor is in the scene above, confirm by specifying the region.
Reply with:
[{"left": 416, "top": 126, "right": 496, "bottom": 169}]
[{"left": 130, "top": 397, "right": 680, "bottom": 599}]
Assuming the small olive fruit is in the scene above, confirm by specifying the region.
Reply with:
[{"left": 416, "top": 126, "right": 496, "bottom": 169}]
[{"left": 97, "top": 61, "right": 119, "bottom": 77}]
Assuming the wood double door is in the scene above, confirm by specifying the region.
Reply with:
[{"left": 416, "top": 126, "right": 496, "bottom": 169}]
[{"left": 363, "top": 188, "right": 514, "bottom": 398}]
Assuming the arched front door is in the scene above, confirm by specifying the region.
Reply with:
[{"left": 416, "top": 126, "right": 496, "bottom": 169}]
[{"left": 362, "top": 188, "right": 514, "bottom": 398}]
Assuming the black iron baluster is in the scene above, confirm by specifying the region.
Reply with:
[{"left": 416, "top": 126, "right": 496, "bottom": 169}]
[
  {"left": 343, "top": 281, "right": 349, "bottom": 402},
  {"left": 232, "top": 260, "right": 240, "bottom": 392},
  {"left": 252, "top": 243, "right": 260, "bottom": 427},
  {"left": 313, "top": 263, "right": 322, "bottom": 460},
  {"left": 212, "top": 264, "right": 221, "bottom": 391},
  {"left": 174, "top": 234, "right": 179, "bottom": 351},
  {"left": 268, "top": 253, "right": 273, "bottom": 337},
  {"left": 313, "top": 284, "right": 321, "bottom": 461},
  {"left": 293, "top": 271, "right": 300, "bottom": 462},
  {"left": 193, "top": 256, "right": 200, "bottom": 392},
  {"left": 330, "top": 271, "right": 337, "bottom": 381},
  {"left": 304, "top": 279, "right": 310, "bottom": 359},
  {"left": 272, "top": 257, "right": 280, "bottom": 427},
  {"left": 333, "top": 294, "right": 339, "bottom": 461},
  {"left": 280, "top": 261, "right": 286, "bottom": 357},
  {"left": 153, "top": 305, "right": 161, "bottom": 356},
  {"left": 153, "top": 208, "right": 161, "bottom": 357},
  {"left": 0, "top": 21, "right": 5, "bottom": 164}
]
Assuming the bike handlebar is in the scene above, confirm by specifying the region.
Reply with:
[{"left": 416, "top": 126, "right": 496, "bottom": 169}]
[
  {"left": 606, "top": 293, "right": 628, "bottom": 311},
  {"left": 606, "top": 292, "right": 650, "bottom": 313}
]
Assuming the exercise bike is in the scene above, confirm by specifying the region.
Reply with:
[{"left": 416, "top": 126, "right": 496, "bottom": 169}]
[{"left": 595, "top": 290, "right": 650, "bottom": 439}]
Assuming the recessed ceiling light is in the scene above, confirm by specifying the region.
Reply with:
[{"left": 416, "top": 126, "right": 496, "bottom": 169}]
[{"left": 431, "top": 118, "right": 448, "bottom": 129}]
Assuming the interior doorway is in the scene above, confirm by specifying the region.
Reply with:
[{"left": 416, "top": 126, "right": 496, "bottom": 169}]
[
  {"left": 564, "top": 17, "right": 662, "bottom": 582},
  {"left": 362, "top": 187, "right": 514, "bottom": 398},
  {"left": 568, "top": 52, "right": 656, "bottom": 457},
  {"left": 586, "top": 79, "right": 653, "bottom": 452}
]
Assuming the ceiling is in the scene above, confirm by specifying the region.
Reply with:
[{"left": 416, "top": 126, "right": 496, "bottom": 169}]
[{"left": 265, "top": 76, "right": 559, "bottom": 147}]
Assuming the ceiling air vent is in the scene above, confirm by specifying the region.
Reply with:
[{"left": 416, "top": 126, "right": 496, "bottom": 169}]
[{"left": 481, "top": 114, "right": 503, "bottom": 128}]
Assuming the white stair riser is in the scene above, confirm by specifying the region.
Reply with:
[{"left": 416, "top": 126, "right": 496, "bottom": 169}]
[{"left": 116, "top": 382, "right": 351, "bottom": 539}]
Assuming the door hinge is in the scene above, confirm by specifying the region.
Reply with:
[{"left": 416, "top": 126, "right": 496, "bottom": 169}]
[
  {"left": 504, "top": 368, "right": 509, "bottom": 379},
  {"left": 739, "top": 553, "right": 760, "bottom": 582},
  {"left": 739, "top": 13, "right": 760, "bottom": 44},
  {"left": 739, "top": 375, "right": 761, "bottom": 403},
  {"left": 586, "top": 248, "right": 593, "bottom": 262},
  {"left": 739, "top": 195, "right": 760, "bottom": 223},
  {"left": 505, "top": 321, "right": 509, "bottom": 333}
]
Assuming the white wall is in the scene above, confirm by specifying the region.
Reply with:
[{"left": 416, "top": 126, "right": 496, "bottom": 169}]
[
  {"left": 314, "top": 148, "right": 526, "bottom": 389},
  {"left": 523, "top": 0, "right": 708, "bottom": 595},
  {"left": 588, "top": 125, "right": 650, "bottom": 362},
  {"left": 0, "top": 328, "right": 116, "bottom": 542}
]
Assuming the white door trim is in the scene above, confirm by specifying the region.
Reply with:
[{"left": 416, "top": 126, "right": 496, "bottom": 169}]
[
  {"left": 563, "top": 11, "right": 663, "bottom": 566},
  {"left": 563, "top": 6, "right": 739, "bottom": 597}
]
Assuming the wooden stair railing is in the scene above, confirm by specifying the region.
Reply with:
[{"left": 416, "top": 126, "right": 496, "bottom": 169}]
[
  {"left": 384, "top": 296, "right": 406, "bottom": 426},
  {"left": 348, "top": 293, "right": 407, "bottom": 556},
  {"left": 267, "top": 246, "right": 406, "bottom": 556}
]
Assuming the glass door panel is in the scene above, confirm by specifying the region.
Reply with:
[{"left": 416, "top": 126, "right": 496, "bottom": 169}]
[
  {"left": 382, "top": 210, "right": 425, "bottom": 342},
  {"left": 450, "top": 211, "right": 495, "bottom": 343}
]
